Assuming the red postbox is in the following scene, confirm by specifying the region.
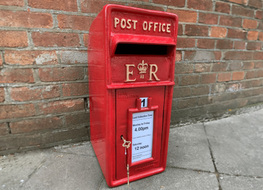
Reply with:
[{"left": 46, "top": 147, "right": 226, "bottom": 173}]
[{"left": 88, "top": 4, "right": 178, "bottom": 187}]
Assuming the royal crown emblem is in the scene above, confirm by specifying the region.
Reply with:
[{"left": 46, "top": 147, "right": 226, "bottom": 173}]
[{"left": 137, "top": 60, "right": 148, "bottom": 74}]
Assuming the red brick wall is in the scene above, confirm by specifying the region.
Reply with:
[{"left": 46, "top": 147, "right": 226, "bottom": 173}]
[{"left": 0, "top": 0, "right": 262, "bottom": 154}]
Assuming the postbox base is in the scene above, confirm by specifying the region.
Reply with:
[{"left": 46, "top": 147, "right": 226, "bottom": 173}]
[{"left": 108, "top": 166, "right": 165, "bottom": 187}]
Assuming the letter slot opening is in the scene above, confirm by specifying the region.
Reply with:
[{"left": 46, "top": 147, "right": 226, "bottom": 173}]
[{"left": 115, "top": 43, "right": 174, "bottom": 55}]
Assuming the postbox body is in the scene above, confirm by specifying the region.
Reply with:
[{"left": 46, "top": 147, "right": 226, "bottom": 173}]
[{"left": 88, "top": 4, "right": 178, "bottom": 187}]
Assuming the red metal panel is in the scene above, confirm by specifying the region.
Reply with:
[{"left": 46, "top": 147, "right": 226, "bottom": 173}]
[{"left": 115, "top": 87, "right": 164, "bottom": 180}]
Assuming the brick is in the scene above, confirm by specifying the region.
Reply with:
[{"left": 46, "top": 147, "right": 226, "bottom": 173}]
[
  {"left": 175, "top": 63, "right": 194, "bottom": 74},
  {"left": 65, "top": 112, "right": 90, "bottom": 127},
  {"left": 199, "top": 13, "right": 218, "bottom": 25},
  {"left": 0, "top": 54, "right": 2, "bottom": 66},
  {"left": 232, "top": 5, "right": 254, "bottom": 18},
  {"left": 0, "top": 31, "right": 28, "bottom": 47},
  {"left": 57, "top": 51, "right": 87, "bottom": 64},
  {"left": 243, "top": 19, "right": 258, "bottom": 29},
  {"left": 197, "top": 39, "right": 215, "bottom": 49},
  {"left": 259, "top": 32, "right": 263, "bottom": 41},
  {"left": 0, "top": 126, "right": 88, "bottom": 152},
  {"left": 28, "top": 0, "right": 77, "bottom": 11},
  {"left": 210, "top": 27, "right": 227, "bottom": 38},
  {"left": 254, "top": 62, "right": 263, "bottom": 69},
  {"left": 83, "top": 33, "right": 89, "bottom": 47},
  {"left": 185, "top": 50, "right": 217, "bottom": 61},
  {"left": 198, "top": 96, "right": 212, "bottom": 106},
  {"left": 246, "top": 70, "right": 263, "bottom": 79},
  {"left": 194, "top": 63, "right": 211, "bottom": 73},
  {"left": 247, "top": 31, "right": 258, "bottom": 41},
  {"left": 258, "top": 22, "right": 263, "bottom": 30},
  {"left": 187, "top": 0, "right": 213, "bottom": 11},
  {"left": 0, "top": 68, "right": 34, "bottom": 83},
  {"left": 39, "top": 99, "right": 84, "bottom": 115},
  {"left": 178, "top": 24, "right": 183, "bottom": 35},
  {"left": 5, "top": 51, "right": 58, "bottom": 65},
  {"left": 214, "top": 51, "right": 222, "bottom": 60},
  {"left": 255, "top": 10, "right": 263, "bottom": 20},
  {"left": 0, "top": 10, "right": 52, "bottom": 28},
  {"left": 228, "top": 28, "right": 246, "bottom": 39},
  {"left": 177, "top": 38, "right": 195, "bottom": 48},
  {"left": 153, "top": 0, "right": 185, "bottom": 7},
  {"left": 241, "top": 79, "right": 261, "bottom": 88},
  {"left": 228, "top": 62, "right": 242, "bottom": 71},
  {"left": 215, "top": 2, "right": 230, "bottom": 14},
  {"left": 0, "top": 123, "right": 8, "bottom": 135},
  {"left": 62, "top": 83, "right": 88, "bottom": 97},
  {"left": 174, "top": 87, "right": 191, "bottom": 98},
  {"left": 185, "top": 25, "right": 209, "bottom": 36},
  {"left": 228, "top": 0, "right": 248, "bottom": 5},
  {"left": 176, "top": 51, "right": 182, "bottom": 61},
  {"left": 254, "top": 52, "right": 263, "bottom": 60},
  {"left": 220, "top": 15, "right": 242, "bottom": 27},
  {"left": 81, "top": 0, "right": 126, "bottom": 13},
  {"left": 191, "top": 86, "right": 209, "bottom": 96},
  {"left": 184, "top": 51, "right": 196, "bottom": 60},
  {"left": 234, "top": 41, "right": 246, "bottom": 49},
  {"left": 57, "top": 15, "right": 94, "bottom": 31},
  {"left": 232, "top": 71, "right": 245, "bottom": 81},
  {"left": 10, "top": 116, "right": 63, "bottom": 134},
  {"left": 246, "top": 70, "right": 256, "bottom": 79},
  {"left": 174, "top": 76, "right": 179, "bottom": 86},
  {"left": 0, "top": 0, "right": 24, "bottom": 6},
  {"left": 224, "top": 51, "right": 253, "bottom": 60},
  {"left": 177, "top": 98, "right": 197, "bottom": 109},
  {"left": 127, "top": 3, "right": 165, "bottom": 11},
  {"left": 0, "top": 104, "right": 36, "bottom": 120},
  {"left": 168, "top": 9, "right": 197, "bottom": 23},
  {"left": 218, "top": 72, "right": 231, "bottom": 82},
  {"left": 201, "top": 73, "right": 216, "bottom": 84},
  {"left": 216, "top": 39, "right": 233, "bottom": 49},
  {"left": 0, "top": 88, "right": 4, "bottom": 102},
  {"left": 248, "top": 0, "right": 262, "bottom": 9},
  {"left": 247, "top": 42, "right": 262, "bottom": 50},
  {"left": 171, "top": 109, "right": 190, "bottom": 124},
  {"left": 32, "top": 32, "right": 80, "bottom": 47},
  {"left": 11, "top": 86, "right": 60, "bottom": 102},
  {"left": 212, "top": 62, "right": 228, "bottom": 72},
  {"left": 180, "top": 75, "right": 199, "bottom": 86},
  {"left": 39, "top": 67, "right": 84, "bottom": 82},
  {"left": 242, "top": 62, "right": 254, "bottom": 70}
]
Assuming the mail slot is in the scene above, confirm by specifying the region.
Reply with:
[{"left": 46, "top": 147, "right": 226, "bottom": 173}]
[{"left": 88, "top": 4, "right": 178, "bottom": 187}]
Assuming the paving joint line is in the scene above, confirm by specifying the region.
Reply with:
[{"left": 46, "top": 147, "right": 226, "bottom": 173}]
[
  {"left": 19, "top": 158, "right": 48, "bottom": 188},
  {"left": 98, "top": 176, "right": 105, "bottom": 190},
  {"left": 166, "top": 165, "right": 263, "bottom": 180},
  {"left": 166, "top": 165, "right": 215, "bottom": 175},
  {"left": 52, "top": 150, "right": 96, "bottom": 158},
  {"left": 203, "top": 123, "right": 223, "bottom": 190}
]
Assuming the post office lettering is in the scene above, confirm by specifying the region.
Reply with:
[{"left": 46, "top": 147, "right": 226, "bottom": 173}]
[{"left": 114, "top": 17, "right": 171, "bottom": 33}]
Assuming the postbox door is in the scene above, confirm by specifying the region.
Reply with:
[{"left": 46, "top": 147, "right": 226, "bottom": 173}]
[{"left": 115, "top": 86, "right": 165, "bottom": 180}]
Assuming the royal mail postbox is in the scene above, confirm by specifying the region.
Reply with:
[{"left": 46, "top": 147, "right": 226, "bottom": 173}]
[{"left": 88, "top": 4, "right": 178, "bottom": 187}]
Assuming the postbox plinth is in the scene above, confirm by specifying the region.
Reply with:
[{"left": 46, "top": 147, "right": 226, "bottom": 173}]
[{"left": 88, "top": 4, "right": 178, "bottom": 187}]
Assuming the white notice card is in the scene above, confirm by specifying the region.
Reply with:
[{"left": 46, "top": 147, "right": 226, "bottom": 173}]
[{"left": 132, "top": 111, "right": 154, "bottom": 163}]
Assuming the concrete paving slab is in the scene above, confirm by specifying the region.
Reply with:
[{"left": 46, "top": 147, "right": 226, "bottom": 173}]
[
  {"left": 220, "top": 175, "right": 263, "bottom": 190},
  {"left": 205, "top": 109, "right": 263, "bottom": 177},
  {"left": 167, "top": 124, "right": 215, "bottom": 172},
  {"left": 53, "top": 141, "right": 95, "bottom": 157},
  {"left": 21, "top": 152, "right": 103, "bottom": 190},
  {"left": 100, "top": 168, "right": 218, "bottom": 190},
  {"left": 0, "top": 150, "right": 50, "bottom": 190}
]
